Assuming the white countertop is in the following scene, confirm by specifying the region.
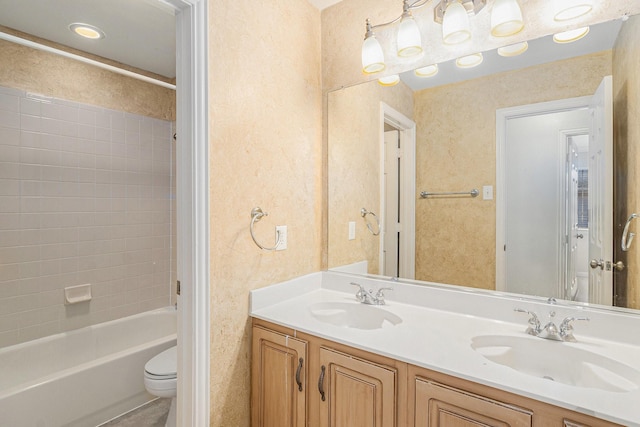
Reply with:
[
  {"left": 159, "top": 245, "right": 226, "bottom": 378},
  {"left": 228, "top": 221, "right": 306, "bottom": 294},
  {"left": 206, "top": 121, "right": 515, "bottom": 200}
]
[{"left": 250, "top": 271, "right": 640, "bottom": 426}]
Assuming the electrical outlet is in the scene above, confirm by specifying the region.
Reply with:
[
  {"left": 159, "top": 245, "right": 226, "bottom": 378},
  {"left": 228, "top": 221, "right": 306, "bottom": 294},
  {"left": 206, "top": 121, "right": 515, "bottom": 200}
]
[
  {"left": 275, "top": 225, "right": 287, "bottom": 251},
  {"left": 348, "top": 221, "right": 356, "bottom": 240}
]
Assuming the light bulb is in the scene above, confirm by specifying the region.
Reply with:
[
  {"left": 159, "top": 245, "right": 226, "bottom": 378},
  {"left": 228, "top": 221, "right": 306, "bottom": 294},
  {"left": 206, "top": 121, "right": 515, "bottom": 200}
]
[
  {"left": 491, "top": 0, "right": 524, "bottom": 37},
  {"left": 442, "top": 1, "right": 471, "bottom": 45},
  {"left": 397, "top": 14, "right": 423, "bottom": 57}
]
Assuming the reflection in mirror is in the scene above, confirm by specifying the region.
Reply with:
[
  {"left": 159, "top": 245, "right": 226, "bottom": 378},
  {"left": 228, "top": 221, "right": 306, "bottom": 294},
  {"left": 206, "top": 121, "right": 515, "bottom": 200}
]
[{"left": 328, "top": 15, "right": 640, "bottom": 311}]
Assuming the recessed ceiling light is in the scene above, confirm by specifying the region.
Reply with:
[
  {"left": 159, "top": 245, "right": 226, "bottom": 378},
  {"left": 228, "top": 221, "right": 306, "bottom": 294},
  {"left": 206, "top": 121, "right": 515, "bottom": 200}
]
[
  {"left": 456, "top": 53, "right": 483, "bottom": 69},
  {"left": 497, "top": 41, "right": 528, "bottom": 57},
  {"left": 553, "top": 26, "right": 590, "bottom": 44},
  {"left": 378, "top": 75, "right": 400, "bottom": 87},
  {"left": 414, "top": 64, "right": 439, "bottom": 78},
  {"left": 69, "top": 23, "right": 105, "bottom": 40}
]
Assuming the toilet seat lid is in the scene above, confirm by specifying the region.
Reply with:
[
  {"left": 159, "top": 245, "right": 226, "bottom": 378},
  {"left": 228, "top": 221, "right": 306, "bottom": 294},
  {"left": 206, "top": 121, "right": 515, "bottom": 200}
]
[{"left": 145, "top": 345, "right": 177, "bottom": 377}]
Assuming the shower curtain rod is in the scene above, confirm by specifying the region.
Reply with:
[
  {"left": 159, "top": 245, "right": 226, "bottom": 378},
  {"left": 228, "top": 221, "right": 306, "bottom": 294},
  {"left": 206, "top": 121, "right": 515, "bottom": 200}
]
[{"left": 0, "top": 32, "right": 176, "bottom": 91}]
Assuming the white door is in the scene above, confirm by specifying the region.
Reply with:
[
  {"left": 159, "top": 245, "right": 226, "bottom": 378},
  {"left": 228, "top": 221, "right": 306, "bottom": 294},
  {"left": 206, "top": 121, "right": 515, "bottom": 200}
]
[
  {"left": 566, "top": 140, "right": 580, "bottom": 300},
  {"left": 588, "top": 76, "right": 614, "bottom": 306},
  {"left": 383, "top": 130, "right": 400, "bottom": 277}
]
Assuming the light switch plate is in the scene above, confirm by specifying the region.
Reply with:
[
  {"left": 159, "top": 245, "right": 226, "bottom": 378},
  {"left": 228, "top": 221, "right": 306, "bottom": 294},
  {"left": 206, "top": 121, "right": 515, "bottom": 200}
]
[
  {"left": 483, "top": 185, "right": 493, "bottom": 200},
  {"left": 348, "top": 221, "right": 356, "bottom": 240},
  {"left": 275, "top": 226, "right": 287, "bottom": 250}
]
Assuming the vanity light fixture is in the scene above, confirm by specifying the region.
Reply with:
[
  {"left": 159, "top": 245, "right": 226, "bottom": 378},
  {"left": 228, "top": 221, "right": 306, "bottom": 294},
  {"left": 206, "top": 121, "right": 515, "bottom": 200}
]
[
  {"left": 490, "top": 0, "right": 524, "bottom": 37},
  {"left": 553, "top": 26, "right": 590, "bottom": 44},
  {"left": 415, "top": 64, "right": 439, "bottom": 77},
  {"left": 361, "top": 0, "right": 428, "bottom": 73},
  {"left": 554, "top": 0, "right": 593, "bottom": 22},
  {"left": 456, "top": 52, "right": 483, "bottom": 68},
  {"left": 497, "top": 41, "right": 528, "bottom": 57},
  {"left": 378, "top": 75, "right": 401, "bottom": 86},
  {"left": 397, "top": 1, "right": 423, "bottom": 57},
  {"left": 441, "top": 1, "right": 471, "bottom": 45},
  {"left": 69, "top": 23, "right": 105, "bottom": 40},
  {"left": 362, "top": 20, "right": 386, "bottom": 74},
  {"left": 361, "top": 0, "right": 513, "bottom": 73}
]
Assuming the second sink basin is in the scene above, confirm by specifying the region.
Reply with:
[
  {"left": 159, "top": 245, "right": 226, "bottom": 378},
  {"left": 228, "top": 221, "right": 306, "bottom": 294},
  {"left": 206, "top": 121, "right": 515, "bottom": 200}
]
[
  {"left": 309, "top": 301, "right": 402, "bottom": 330},
  {"left": 471, "top": 335, "right": 640, "bottom": 393}
]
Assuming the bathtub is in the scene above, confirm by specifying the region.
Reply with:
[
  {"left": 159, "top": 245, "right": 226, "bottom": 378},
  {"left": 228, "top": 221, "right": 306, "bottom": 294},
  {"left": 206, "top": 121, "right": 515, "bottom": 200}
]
[{"left": 0, "top": 307, "right": 177, "bottom": 427}]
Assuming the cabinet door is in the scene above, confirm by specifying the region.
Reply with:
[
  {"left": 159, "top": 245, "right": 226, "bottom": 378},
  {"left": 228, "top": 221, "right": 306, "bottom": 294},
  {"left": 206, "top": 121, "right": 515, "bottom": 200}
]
[
  {"left": 318, "top": 347, "right": 397, "bottom": 427},
  {"left": 251, "top": 326, "right": 307, "bottom": 427},
  {"left": 414, "top": 378, "right": 532, "bottom": 427}
]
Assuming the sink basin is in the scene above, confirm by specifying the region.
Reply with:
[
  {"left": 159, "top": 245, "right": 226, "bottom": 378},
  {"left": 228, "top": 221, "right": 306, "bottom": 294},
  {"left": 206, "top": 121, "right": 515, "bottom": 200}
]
[
  {"left": 309, "top": 302, "right": 402, "bottom": 330},
  {"left": 471, "top": 335, "right": 640, "bottom": 393}
]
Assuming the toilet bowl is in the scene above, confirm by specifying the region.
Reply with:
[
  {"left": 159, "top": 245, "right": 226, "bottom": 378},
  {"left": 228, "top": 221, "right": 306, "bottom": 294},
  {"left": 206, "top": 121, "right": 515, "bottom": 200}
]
[{"left": 144, "top": 345, "right": 177, "bottom": 427}]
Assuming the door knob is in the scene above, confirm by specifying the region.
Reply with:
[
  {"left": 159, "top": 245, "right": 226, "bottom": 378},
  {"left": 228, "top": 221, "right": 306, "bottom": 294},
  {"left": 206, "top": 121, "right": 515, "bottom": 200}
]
[
  {"left": 576, "top": 233, "right": 584, "bottom": 239},
  {"left": 613, "top": 261, "right": 625, "bottom": 271},
  {"left": 590, "top": 259, "right": 625, "bottom": 271}
]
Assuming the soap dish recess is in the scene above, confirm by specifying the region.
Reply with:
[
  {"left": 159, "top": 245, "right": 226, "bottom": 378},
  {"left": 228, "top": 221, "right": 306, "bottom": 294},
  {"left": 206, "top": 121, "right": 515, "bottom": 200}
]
[{"left": 65, "top": 284, "right": 92, "bottom": 304}]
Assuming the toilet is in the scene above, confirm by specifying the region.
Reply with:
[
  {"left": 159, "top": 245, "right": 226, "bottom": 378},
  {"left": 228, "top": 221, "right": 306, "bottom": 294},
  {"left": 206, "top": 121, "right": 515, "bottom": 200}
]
[{"left": 144, "top": 345, "right": 177, "bottom": 427}]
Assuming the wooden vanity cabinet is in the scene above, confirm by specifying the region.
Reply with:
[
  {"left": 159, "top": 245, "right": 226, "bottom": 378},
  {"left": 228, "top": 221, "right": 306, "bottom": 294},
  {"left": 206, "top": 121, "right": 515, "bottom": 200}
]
[
  {"left": 251, "top": 325, "right": 308, "bottom": 427},
  {"left": 252, "top": 320, "right": 623, "bottom": 427},
  {"left": 252, "top": 320, "right": 405, "bottom": 427},
  {"left": 407, "top": 365, "right": 622, "bottom": 427}
]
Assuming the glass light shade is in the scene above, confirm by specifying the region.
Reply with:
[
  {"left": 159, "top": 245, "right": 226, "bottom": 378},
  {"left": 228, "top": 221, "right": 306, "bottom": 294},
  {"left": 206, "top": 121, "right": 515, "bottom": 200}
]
[
  {"left": 456, "top": 53, "right": 483, "bottom": 68},
  {"left": 553, "top": 26, "right": 590, "bottom": 44},
  {"left": 442, "top": 1, "right": 471, "bottom": 45},
  {"left": 378, "top": 75, "right": 400, "bottom": 87},
  {"left": 497, "top": 41, "right": 528, "bottom": 57},
  {"left": 397, "top": 15, "right": 423, "bottom": 57},
  {"left": 491, "top": 0, "right": 524, "bottom": 37},
  {"left": 415, "top": 64, "right": 439, "bottom": 78},
  {"left": 362, "top": 35, "right": 385, "bottom": 74},
  {"left": 554, "top": 0, "right": 593, "bottom": 21}
]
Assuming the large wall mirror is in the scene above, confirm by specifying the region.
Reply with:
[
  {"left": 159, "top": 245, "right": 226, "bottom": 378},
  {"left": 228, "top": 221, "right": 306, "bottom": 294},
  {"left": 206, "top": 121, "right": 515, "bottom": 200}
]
[{"left": 328, "top": 13, "right": 640, "bottom": 312}]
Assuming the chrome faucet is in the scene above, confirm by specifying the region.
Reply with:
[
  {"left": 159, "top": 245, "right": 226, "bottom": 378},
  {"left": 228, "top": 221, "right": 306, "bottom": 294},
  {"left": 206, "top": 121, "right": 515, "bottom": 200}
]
[
  {"left": 514, "top": 308, "right": 589, "bottom": 342},
  {"left": 350, "top": 282, "right": 392, "bottom": 305}
]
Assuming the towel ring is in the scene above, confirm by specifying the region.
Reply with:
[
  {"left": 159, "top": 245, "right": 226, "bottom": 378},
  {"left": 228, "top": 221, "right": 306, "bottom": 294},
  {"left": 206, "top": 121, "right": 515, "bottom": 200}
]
[
  {"left": 250, "top": 207, "right": 282, "bottom": 251},
  {"left": 361, "top": 208, "right": 380, "bottom": 236},
  {"left": 622, "top": 213, "right": 639, "bottom": 252}
]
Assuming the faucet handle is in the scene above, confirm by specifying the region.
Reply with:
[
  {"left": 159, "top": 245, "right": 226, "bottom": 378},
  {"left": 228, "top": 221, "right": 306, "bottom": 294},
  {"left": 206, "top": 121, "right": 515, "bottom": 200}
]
[
  {"left": 374, "top": 287, "right": 393, "bottom": 304},
  {"left": 559, "top": 316, "right": 590, "bottom": 342},
  {"left": 350, "top": 282, "right": 367, "bottom": 301},
  {"left": 514, "top": 308, "right": 541, "bottom": 336}
]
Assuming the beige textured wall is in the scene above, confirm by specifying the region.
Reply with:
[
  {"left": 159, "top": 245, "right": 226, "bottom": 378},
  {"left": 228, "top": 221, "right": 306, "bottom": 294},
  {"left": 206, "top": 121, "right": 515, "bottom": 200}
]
[
  {"left": 414, "top": 52, "right": 612, "bottom": 289},
  {"left": 613, "top": 16, "right": 640, "bottom": 309},
  {"left": 321, "top": 0, "right": 640, "bottom": 92},
  {"left": 327, "top": 81, "right": 413, "bottom": 273},
  {"left": 0, "top": 39, "right": 175, "bottom": 121},
  {"left": 208, "top": 0, "right": 322, "bottom": 425}
]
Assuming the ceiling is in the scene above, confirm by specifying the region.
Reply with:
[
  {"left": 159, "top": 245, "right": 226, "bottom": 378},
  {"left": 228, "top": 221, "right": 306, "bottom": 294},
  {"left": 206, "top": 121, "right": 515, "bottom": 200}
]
[{"left": 0, "top": 0, "right": 176, "bottom": 79}]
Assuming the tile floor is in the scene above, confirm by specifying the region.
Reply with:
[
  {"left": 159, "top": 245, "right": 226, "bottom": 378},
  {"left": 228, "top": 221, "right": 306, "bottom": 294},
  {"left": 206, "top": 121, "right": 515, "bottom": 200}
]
[{"left": 99, "top": 398, "right": 171, "bottom": 427}]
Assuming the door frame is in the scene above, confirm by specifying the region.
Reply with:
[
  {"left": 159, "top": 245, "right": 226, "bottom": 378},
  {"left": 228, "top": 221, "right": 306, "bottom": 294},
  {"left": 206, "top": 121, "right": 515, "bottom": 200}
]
[
  {"left": 495, "top": 96, "right": 590, "bottom": 292},
  {"left": 380, "top": 102, "right": 416, "bottom": 279},
  {"left": 168, "top": 0, "right": 210, "bottom": 425}
]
